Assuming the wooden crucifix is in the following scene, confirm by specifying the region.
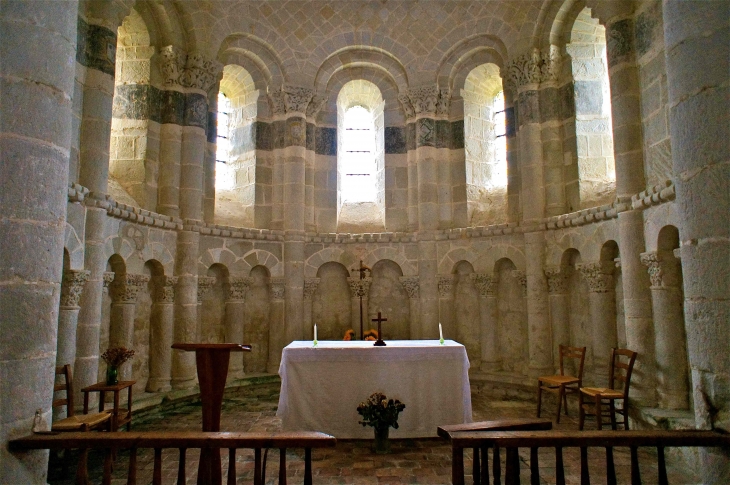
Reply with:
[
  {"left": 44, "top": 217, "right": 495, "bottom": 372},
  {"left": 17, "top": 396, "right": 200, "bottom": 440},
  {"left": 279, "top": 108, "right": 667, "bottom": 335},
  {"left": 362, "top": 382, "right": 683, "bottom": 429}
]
[{"left": 371, "top": 312, "right": 387, "bottom": 347}]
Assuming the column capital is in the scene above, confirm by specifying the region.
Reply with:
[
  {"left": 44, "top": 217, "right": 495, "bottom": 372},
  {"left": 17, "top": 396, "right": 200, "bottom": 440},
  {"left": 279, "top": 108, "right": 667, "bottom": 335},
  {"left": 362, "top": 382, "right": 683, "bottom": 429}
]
[
  {"left": 268, "top": 85, "right": 315, "bottom": 116},
  {"left": 436, "top": 88, "right": 451, "bottom": 116},
  {"left": 159, "top": 45, "right": 186, "bottom": 88},
  {"left": 303, "top": 278, "right": 321, "bottom": 300},
  {"left": 544, "top": 266, "right": 568, "bottom": 294},
  {"left": 197, "top": 276, "right": 216, "bottom": 303},
  {"left": 347, "top": 277, "right": 372, "bottom": 298},
  {"left": 470, "top": 272, "right": 499, "bottom": 297},
  {"left": 503, "top": 47, "right": 562, "bottom": 93},
  {"left": 154, "top": 275, "right": 178, "bottom": 303},
  {"left": 511, "top": 270, "right": 528, "bottom": 297},
  {"left": 102, "top": 271, "right": 115, "bottom": 294},
  {"left": 182, "top": 52, "right": 223, "bottom": 92},
  {"left": 60, "top": 270, "right": 91, "bottom": 307},
  {"left": 270, "top": 277, "right": 286, "bottom": 300},
  {"left": 577, "top": 261, "right": 615, "bottom": 293},
  {"left": 640, "top": 251, "right": 680, "bottom": 288},
  {"left": 227, "top": 276, "right": 251, "bottom": 302},
  {"left": 408, "top": 85, "right": 439, "bottom": 116},
  {"left": 437, "top": 274, "right": 454, "bottom": 298},
  {"left": 306, "top": 95, "right": 327, "bottom": 119},
  {"left": 399, "top": 276, "right": 420, "bottom": 299},
  {"left": 111, "top": 273, "right": 150, "bottom": 303},
  {"left": 398, "top": 93, "right": 415, "bottom": 119}
]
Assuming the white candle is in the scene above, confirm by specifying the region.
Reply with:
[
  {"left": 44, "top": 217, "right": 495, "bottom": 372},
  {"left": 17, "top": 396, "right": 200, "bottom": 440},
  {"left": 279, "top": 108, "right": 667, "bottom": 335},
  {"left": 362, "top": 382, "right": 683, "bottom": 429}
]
[
  {"left": 439, "top": 323, "right": 443, "bottom": 341},
  {"left": 314, "top": 324, "right": 318, "bottom": 341}
]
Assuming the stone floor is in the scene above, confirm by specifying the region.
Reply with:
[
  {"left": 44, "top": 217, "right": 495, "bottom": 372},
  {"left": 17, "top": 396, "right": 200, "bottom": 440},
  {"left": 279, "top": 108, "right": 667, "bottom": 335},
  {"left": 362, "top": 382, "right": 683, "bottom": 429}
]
[{"left": 48, "top": 380, "right": 700, "bottom": 484}]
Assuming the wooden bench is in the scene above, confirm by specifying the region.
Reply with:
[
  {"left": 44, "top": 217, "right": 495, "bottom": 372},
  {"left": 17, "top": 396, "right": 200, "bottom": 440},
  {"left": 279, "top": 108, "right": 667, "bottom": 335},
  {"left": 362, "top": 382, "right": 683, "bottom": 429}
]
[
  {"left": 443, "top": 428, "right": 729, "bottom": 485},
  {"left": 438, "top": 418, "right": 553, "bottom": 485},
  {"left": 10, "top": 430, "right": 336, "bottom": 485}
]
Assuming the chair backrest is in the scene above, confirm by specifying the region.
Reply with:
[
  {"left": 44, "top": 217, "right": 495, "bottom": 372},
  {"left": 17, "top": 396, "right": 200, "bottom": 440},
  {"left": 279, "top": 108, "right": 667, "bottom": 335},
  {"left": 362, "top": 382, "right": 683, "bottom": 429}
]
[
  {"left": 608, "top": 348, "right": 638, "bottom": 398},
  {"left": 558, "top": 345, "right": 587, "bottom": 383},
  {"left": 53, "top": 364, "right": 75, "bottom": 417}
]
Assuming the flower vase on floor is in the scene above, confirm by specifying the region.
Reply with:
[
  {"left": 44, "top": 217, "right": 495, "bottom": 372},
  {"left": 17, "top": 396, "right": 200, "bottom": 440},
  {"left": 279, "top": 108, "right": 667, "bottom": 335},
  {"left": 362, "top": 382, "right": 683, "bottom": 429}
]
[
  {"left": 373, "top": 426, "right": 390, "bottom": 454},
  {"left": 106, "top": 366, "right": 119, "bottom": 386}
]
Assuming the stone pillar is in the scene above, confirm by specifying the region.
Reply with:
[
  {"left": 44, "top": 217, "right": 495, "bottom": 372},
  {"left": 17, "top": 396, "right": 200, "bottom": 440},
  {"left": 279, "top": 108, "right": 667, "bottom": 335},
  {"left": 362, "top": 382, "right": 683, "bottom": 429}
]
[
  {"left": 437, "top": 275, "right": 455, "bottom": 340},
  {"left": 284, "top": 235, "right": 305, "bottom": 344},
  {"left": 303, "top": 278, "right": 320, "bottom": 340},
  {"left": 663, "top": 2, "right": 730, "bottom": 463},
  {"left": 398, "top": 94, "right": 419, "bottom": 232},
  {"left": 0, "top": 2, "right": 78, "bottom": 480},
  {"left": 267, "top": 278, "right": 286, "bottom": 373},
  {"left": 195, "top": 276, "right": 216, "bottom": 340},
  {"left": 472, "top": 273, "right": 500, "bottom": 372},
  {"left": 525, "top": 232, "right": 553, "bottom": 377},
  {"left": 171, "top": 230, "right": 199, "bottom": 390},
  {"left": 57, "top": 271, "right": 91, "bottom": 370},
  {"left": 545, "top": 266, "right": 570, "bottom": 373},
  {"left": 147, "top": 276, "right": 176, "bottom": 392},
  {"left": 578, "top": 262, "right": 617, "bottom": 384},
  {"left": 109, "top": 274, "right": 149, "bottom": 381},
  {"left": 399, "top": 277, "right": 421, "bottom": 339},
  {"left": 225, "top": 276, "right": 249, "bottom": 381},
  {"left": 640, "top": 251, "right": 689, "bottom": 410},
  {"left": 348, "top": 276, "right": 373, "bottom": 338},
  {"left": 157, "top": 46, "right": 185, "bottom": 217},
  {"left": 203, "top": 82, "right": 219, "bottom": 223}
]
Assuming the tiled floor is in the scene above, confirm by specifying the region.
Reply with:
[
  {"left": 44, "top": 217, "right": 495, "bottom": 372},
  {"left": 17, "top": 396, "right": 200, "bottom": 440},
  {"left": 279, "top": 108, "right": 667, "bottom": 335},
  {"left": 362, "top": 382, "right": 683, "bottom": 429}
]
[{"left": 48, "top": 381, "right": 700, "bottom": 484}]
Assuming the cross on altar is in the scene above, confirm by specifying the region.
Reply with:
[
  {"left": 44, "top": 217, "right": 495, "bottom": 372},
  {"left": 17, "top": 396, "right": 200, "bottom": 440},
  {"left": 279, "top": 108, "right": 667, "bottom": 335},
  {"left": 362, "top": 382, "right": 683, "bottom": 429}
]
[{"left": 372, "top": 312, "right": 387, "bottom": 346}]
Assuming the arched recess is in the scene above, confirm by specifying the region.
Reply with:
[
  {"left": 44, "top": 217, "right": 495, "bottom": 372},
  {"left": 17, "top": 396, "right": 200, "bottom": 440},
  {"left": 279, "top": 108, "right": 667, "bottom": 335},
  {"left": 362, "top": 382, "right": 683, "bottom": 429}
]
[
  {"left": 244, "top": 265, "right": 271, "bottom": 373},
  {"left": 214, "top": 64, "right": 259, "bottom": 228},
  {"left": 202, "top": 263, "right": 229, "bottom": 344},
  {"left": 99, "top": 255, "right": 127, "bottom": 383},
  {"left": 315, "top": 47, "right": 409, "bottom": 95},
  {"left": 559, "top": 248, "right": 590, "bottom": 375},
  {"left": 452, "top": 261, "right": 480, "bottom": 364},
  {"left": 368, "top": 260, "right": 410, "bottom": 340},
  {"left": 130, "top": 259, "right": 164, "bottom": 393},
  {"left": 494, "top": 258, "right": 528, "bottom": 376},
  {"left": 436, "top": 34, "right": 508, "bottom": 92},
  {"left": 312, "top": 262, "right": 351, "bottom": 341},
  {"left": 336, "top": 80, "right": 386, "bottom": 233}
]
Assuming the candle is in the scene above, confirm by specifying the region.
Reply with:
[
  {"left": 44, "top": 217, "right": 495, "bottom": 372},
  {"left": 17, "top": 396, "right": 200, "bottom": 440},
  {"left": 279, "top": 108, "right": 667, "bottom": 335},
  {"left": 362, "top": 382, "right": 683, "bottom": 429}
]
[
  {"left": 439, "top": 323, "right": 444, "bottom": 341},
  {"left": 314, "top": 324, "right": 318, "bottom": 342}
]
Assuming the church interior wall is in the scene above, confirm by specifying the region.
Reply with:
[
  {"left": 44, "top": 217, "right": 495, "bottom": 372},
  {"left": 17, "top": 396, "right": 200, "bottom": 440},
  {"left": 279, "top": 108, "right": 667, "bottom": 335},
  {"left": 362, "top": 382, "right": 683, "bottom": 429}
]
[{"left": 2, "top": 1, "right": 728, "bottom": 482}]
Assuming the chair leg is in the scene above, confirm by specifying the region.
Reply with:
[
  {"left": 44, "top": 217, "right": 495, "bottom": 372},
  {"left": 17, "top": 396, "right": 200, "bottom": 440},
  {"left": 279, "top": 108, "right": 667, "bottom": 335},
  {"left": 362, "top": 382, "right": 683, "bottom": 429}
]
[
  {"left": 578, "top": 392, "right": 585, "bottom": 430},
  {"left": 536, "top": 382, "right": 542, "bottom": 418},
  {"left": 555, "top": 385, "right": 563, "bottom": 423},
  {"left": 563, "top": 390, "right": 569, "bottom": 417},
  {"left": 595, "top": 395, "right": 603, "bottom": 430},
  {"left": 610, "top": 401, "right": 617, "bottom": 430}
]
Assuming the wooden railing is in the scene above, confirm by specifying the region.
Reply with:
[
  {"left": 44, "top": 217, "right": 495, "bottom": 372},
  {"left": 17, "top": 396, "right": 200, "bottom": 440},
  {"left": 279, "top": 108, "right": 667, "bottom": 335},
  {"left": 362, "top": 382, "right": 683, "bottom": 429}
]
[
  {"left": 441, "top": 429, "right": 729, "bottom": 485},
  {"left": 10, "top": 431, "right": 336, "bottom": 485}
]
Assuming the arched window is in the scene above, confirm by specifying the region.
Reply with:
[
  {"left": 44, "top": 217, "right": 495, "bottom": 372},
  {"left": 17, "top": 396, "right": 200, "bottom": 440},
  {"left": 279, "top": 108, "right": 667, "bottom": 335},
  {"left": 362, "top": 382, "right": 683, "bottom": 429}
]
[
  {"left": 336, "top": 80, "right": 385, "bottom": 232},
  {"left": 215, "top": 91, "right": 234, "bottom": 191},
  {"left": 461, "top": 63, "right": 508, "bottom": 226}
]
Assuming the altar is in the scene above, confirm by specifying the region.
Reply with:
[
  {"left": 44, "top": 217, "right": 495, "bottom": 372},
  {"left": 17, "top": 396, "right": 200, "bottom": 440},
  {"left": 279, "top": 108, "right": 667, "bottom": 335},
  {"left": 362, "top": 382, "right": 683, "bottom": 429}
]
[{"left": 276, "top": 340, "right": 472, "bottom": 439}]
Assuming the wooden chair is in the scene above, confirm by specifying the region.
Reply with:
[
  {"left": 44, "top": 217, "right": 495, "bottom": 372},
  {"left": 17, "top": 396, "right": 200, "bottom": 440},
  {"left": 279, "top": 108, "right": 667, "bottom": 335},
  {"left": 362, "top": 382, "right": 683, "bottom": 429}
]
[
  {"left": 579, "top": 348, "right": 638, "bottom": 430},
  {"left": 537, "top": 345, "right": 586, "bottom": 423},
  {"left": 52, "top": 364, "right": 111, "bottom": 432}
]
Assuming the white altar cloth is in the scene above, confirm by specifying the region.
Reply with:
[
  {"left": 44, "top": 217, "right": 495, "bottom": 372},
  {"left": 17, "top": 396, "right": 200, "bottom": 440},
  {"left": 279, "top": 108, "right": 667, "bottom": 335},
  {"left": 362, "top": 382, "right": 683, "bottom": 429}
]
[{"left": 276, "top": 340, "right": 473, "bottom": 439}]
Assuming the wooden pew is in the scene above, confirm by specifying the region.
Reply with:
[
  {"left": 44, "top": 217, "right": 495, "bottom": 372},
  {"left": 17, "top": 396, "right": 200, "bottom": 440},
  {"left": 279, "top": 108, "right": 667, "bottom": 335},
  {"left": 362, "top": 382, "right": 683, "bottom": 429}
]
[{"left": 10, "top": 430, "right": 336, "bottom": 485}]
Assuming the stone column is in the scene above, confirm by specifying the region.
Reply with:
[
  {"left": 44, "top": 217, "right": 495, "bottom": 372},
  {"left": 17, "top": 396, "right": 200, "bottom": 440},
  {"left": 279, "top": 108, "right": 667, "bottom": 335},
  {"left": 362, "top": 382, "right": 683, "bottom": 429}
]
[
  {"left": 109, "top": 274, "right": 149, "bottom": 381},
  {"left": 195, "top": 276, "right": 216, "bottom": 340},
  {"left": 578, "top": 262, "right": 617, "bottom": 384},
  {"left": 641, "top": 251, "right": 689, "bottom": 410},
  {"left": 398, "top": 94, "right": 419, "bottom": 232},
  {"left": 418, "top": 237, "right": 439, "bottom": 339},
  {"left": 437, "top": 275, "right": 455, "bottom": 340},
  {"left": 525, "top": 232, "right": 553, "bottom": 377},
  {"left": 267, "top": 278, "right": 286, "bottom": 373},
  {"left": 347, "top": 276, "right": 373, "bottom": 338},
  {"left": 399, "top": 277, "right": 421, "bottom": 339},
  {"left": 225, "top": 276, "right": 249, "bottom": 381},
  {"left": 171, "top": 229, "right": 200, "bottom": 390},
  {"left": 472, "top": 273, "right": 500, "bottom": 372},
  {"left": 0, "top": 2, "right": 78, "bottom": 480},
  {"left": 203, "top": 82, "right": 219, "bottom": 223},
  {"left": 407, "top": 86, "right": 441, "bottom": 230},
  {"left": 157, "top": 46, "right": 185, "bottom": 217},
  {"left": 147, "top": 276, "right": 177, "bottom": 392},
  {"left": 545, "top": 266, "right": 570, "bottom": 373},
  {"left": 303, "top": 278, "right": 320, "bottom": 340},
  {"left": 57, "top": 271, "right": 91, "bottom": 370},
  {"left": 663, "top": 6, "right": 730, "bottom": 469}
]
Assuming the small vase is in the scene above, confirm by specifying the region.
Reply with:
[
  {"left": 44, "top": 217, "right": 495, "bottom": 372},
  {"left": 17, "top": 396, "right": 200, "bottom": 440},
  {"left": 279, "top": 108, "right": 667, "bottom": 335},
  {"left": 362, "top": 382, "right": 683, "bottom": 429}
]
[
  {"left": 373, "top": 426, "right": 390, "bottom": 454},
  {"left": 106, "top": 366, "right": 119, "bottom": 386}
]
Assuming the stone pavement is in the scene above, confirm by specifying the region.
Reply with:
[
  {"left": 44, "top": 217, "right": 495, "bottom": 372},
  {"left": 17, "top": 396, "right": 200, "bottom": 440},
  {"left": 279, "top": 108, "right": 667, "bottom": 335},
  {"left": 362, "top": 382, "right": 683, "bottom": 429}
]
[{"left": 48, "top": 381, "right": 700, "bottom": 484}]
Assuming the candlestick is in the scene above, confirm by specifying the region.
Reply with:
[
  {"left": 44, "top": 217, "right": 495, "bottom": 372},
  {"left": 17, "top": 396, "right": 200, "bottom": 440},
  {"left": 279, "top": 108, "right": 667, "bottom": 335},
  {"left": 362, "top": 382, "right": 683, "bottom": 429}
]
[
  {"left": 314, "top": 324, "right": 318, "bottom": 346},
  {"left": 439, "top": 323, "right": 444, "bottom": 345}
]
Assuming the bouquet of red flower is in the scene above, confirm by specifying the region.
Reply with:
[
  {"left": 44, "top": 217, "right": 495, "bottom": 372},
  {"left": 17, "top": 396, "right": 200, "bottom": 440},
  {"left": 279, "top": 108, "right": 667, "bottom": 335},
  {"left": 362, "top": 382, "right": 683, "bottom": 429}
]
[
  {"left": 101, "top": 347, "right": 135, "bottom": 367},
  {"left": 357, "top": 392, "right": 405, "bottom": 430}
]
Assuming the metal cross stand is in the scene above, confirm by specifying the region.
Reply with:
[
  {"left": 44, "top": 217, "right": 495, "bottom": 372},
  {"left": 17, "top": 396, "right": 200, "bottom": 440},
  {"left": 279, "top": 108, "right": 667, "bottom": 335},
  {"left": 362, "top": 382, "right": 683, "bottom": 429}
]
[
  {"left": 372, "top": 312, "right": 387, "bottom": 346},
  {"left": 350, "top": 260, "right": 371, "bottom": 340}
]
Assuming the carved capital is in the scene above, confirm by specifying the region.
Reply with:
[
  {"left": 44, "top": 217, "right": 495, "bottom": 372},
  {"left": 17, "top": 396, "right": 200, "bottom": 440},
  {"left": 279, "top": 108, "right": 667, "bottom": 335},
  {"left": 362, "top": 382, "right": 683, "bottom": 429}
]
[
  {"left": 153, "top": 275, "right": 178, "bottom": 303},
  {"left": 503, "top": 47, "right": 562, "bottom": 93},
  {"left": 398, "top": 93, "right": 415, "bottom": 119},
  {"left": 436, "top": 88, "right": 451, "bottom": 116},
  {"left": 197, "top": 276, "right": 216, "bottom": 303},
  {"left": 111, "top": 273, "right": 150, "bottom": 303},
  {"left": 306, "top": 94, "right": 327, "bottom": 118},
  {"left": 347, "top": 277, "right": 372, "bottom": 298},
  {"left": 544, "top": 266, "right": 568, "bottom": 294},
  {"left": 577, "top": 262, "right": 615, "bottom": 293},
  {"left": 437, "top": 275, "right": 454, "bottom": 298},
  {"left": 270, "top": 277, "right": 286, "bottom": 300},
  {"left": 267, "top": 88, "right": 286, "bottom": 116},
  {"left": 182, "top": 52, "right": 222, "bottom": 92},
  {"left": 102, "top": 272, "right": 115, "bottom": 294},
  {"left": 159, "top": 45, "right": 185, "bottom": 87},
  {"left": 283, "top": 85, "right": 314, "bottom": 114},
  {"left": 511, "top": 270, "right": 527, "bottom": 296},
  {"left": 60, "top": 270, "right": 91, "bottom": 307},
  {"left": 470, "top": 273, "right": 499, "bottom": 297},
  {"left": 640, "top": 251, "right": 680, "bottom": 288},
  {"left": 399, "top": 276, "right": 420, "bottom": 299},
  {"left": 408, "top": 85, "right": 439, "bottom": 115},
  {"left": 227, "top": 276, "right": 250, "bottom": 302},
  {"left": 303, "top": 278, "right": 321, "bottom": 300}
]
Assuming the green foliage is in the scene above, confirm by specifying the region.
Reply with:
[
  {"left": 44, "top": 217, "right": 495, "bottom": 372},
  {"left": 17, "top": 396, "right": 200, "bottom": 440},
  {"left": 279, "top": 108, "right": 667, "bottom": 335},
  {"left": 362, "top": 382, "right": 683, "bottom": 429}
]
[{"left": 356, "top": 392, "right": 405, "bottom": 430}]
